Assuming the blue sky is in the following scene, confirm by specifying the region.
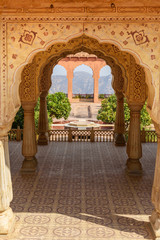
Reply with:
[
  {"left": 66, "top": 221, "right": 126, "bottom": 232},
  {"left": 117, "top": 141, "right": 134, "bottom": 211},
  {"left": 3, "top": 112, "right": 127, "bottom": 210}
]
[
  {"left": 52, "top": 64, "right": 111, "bottom": 77},
  {"left": 50, "top": 64, "right": 113, "bottom": 94}
]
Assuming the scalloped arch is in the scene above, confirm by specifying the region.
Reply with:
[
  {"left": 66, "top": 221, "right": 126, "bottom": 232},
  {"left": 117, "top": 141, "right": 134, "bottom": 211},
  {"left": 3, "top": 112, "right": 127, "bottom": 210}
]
[{"left": 20, "top": 34, "right": 147, "bottom": 105}]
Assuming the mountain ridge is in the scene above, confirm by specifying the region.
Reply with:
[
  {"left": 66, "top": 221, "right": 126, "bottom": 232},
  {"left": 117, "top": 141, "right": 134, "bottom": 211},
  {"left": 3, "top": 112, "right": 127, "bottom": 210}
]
[{"left": 49, "top": 71, "right": 114, "bottom": 94}]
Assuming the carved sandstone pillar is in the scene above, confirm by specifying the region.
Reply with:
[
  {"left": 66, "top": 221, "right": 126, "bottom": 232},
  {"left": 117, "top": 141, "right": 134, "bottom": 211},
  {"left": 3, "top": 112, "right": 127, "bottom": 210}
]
[
  {"left": 38, "top": 91, "right": 48, "bottom": 145},
  {"left": 114, "top": 92, "right": 126, "bottom": 146},
  {"left": 21, "top": 103, "right": 37, "bottom": 172},
  {"left": 0, "top": 133, "right": 15, "bottom": 234},
  {"left": 67, "top": 70, "right": 73, "bottom": 103},
  {"left": 126, "top": 104, "right": 143, "bottom": 175},
  {"left": 93, "top": 71, "right": 99, "bottom": 103},
  {"left": 150, "top": 123, "right": 160, "bottom": 239}
]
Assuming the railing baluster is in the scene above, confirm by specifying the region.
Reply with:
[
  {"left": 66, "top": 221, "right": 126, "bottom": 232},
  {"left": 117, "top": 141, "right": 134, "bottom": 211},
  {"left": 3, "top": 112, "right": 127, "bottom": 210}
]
[{"left": 8, "top": 129, "right": 158, "bottom": 143}]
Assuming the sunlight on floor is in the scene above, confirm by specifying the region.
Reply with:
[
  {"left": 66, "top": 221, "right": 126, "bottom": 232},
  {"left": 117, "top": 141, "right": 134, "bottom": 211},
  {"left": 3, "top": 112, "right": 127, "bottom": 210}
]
[
  {"left": 0, "top": 142, "right": 157, "bottom": 240},
  {"left": 2, "top": 212, "right": 152, "bottom": 240}
]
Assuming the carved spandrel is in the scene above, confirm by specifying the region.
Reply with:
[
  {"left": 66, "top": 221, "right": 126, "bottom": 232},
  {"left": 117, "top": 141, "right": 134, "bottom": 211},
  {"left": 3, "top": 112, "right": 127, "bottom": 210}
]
[
  {"left": 20, "top": 35, "right": 146, "bottom": 109},
  {"left": 20, "top": 63, "right": 36, "bottom": 102}
]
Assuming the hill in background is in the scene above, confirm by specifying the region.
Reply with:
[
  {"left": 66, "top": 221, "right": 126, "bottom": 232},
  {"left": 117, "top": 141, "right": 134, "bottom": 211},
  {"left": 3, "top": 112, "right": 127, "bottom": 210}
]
[{"left": 49, "top": 71, "right": 114, "bottom": 94}]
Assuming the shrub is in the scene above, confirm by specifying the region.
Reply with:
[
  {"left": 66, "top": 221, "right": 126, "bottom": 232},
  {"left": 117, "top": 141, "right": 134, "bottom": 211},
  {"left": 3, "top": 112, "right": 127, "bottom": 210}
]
[{"left": 97, "top": 94, "right": 151, "bottom": 129}]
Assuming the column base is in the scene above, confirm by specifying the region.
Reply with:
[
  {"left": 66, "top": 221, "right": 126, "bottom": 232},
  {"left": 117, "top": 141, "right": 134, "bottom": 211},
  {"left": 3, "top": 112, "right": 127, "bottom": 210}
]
[
  {"left": 21, "top": 156, "right": 37, "bottom": 172},
  {"left": 115, "top": 133, "right": 126, "bottom": 146},
  {"left": 150, "top": 210, "right": 160, "bottom": 239},
  {"left": 0, "top": 208, "right": 15, "bottom": 235},
  {"left": 68, "top": 97, "right": 73, "bottom": 103},
  {"left": 126, "top": 158, "right": 142, "bottom": 175},
  {"left": 38, "top": 133, "right": 48, "bottom": 145},
  {"left": 94, "top": 99, "right": 99, "bottom": 103}
]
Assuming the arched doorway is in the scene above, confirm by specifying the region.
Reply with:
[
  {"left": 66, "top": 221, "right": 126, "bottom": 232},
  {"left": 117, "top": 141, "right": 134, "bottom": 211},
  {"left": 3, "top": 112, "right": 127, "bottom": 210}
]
[
  {"left": 57, "top": 51, "right": 107, "bottom": 103},
  {"left": 73, "top": 64, "right": 94, "bottom": 99},
  {"left": 3, "top": 34, "right": 159, "bottom": 237},
  {"left": 19, "top": 34, "right": 147, "bottom": 182}
]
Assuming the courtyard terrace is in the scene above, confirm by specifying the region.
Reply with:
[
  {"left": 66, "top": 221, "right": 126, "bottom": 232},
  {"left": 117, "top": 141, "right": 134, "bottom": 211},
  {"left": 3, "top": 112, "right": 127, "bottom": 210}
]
[{"left": 1, "top": 142, "right": 157, "bottom": 240}]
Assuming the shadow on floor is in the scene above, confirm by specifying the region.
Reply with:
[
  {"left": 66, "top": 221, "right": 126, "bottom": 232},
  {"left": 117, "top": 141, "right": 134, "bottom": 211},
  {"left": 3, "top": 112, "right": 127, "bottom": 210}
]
[{"left": 8, "top": 141, "right": 156, "bottom": 239}]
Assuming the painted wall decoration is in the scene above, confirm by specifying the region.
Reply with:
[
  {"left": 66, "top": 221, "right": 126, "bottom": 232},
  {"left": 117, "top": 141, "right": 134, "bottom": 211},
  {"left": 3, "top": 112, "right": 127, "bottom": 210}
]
[
  {"left": 0, "top": 16, "right": 160, "bottom": 125},
  {"left": 127, "top": 30, "right": 150, "bottom": 46},
  {"left": 85, "top": 22, "right": 159, "bottom": 71},
  {"left": 6, "top": 20, "right": 160, "bottom": 79},
  {"left": 19, "top": 30, "right": 37, "bottom": 45}
]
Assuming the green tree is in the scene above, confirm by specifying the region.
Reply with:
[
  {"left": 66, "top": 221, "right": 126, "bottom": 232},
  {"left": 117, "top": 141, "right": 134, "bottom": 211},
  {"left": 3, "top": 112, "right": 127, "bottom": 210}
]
[
  {"left": 140, "top": 102, "right": 152, "bottom": 129},
  {"left": 97, "top": 95, "right": 117, "bottom": 123},
  {"left": 34, "top": 98, "right": 53, "bottom": 129},
  {"left": 97, "top": 94, "right": 151, "bottom": 129},
  {"left": 12, "top": 92, "right": 71, "bottom": 129},
  {"left": 11, "top": 100, "right": 45, "bottom": 129},
  {"left": 12, "top": 106, "right": 24, "bottom": 129},
  {"left": 34, "top": 98, "right": 40, "bottom": 129},
  {"left": 47, "top": 92, "right": 71, "bottom": 120}
]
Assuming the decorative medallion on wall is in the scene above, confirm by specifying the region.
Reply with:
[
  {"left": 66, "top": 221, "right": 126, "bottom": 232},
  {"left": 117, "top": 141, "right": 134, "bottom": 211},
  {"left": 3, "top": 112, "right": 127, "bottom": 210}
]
[
  {"left": 127, "top": 30, "right": 149, "bottom": 46},
  {"left": 19, "top": 30, "right": 37, "bottom": 45}
]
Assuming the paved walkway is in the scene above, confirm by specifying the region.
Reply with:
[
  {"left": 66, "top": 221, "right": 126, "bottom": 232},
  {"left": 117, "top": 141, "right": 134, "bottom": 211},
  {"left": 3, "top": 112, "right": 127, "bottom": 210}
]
[{"left": 1, "top": 142, "right": 157, "bottom": 240}]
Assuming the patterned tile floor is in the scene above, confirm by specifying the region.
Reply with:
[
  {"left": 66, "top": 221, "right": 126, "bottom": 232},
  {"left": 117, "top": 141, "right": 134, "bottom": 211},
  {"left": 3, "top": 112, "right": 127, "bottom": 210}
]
[{"left": 0, "top": 142, "right": 158, "bottom": 240}]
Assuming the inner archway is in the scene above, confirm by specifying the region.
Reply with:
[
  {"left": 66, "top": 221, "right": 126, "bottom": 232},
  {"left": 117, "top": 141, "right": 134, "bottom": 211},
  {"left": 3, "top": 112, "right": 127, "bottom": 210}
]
[
  {"left": 73, "top": 64, "right": 94, "bottom": 99},
  {"left": 57, "top": 51, "right": 107, "bottom": 103}
]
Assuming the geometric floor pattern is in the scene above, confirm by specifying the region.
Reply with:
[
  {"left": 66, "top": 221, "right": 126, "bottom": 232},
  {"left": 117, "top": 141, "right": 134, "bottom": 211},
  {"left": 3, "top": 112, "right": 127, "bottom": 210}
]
[{"left": 0, "top": 142, "right": 157, "bottom": 240}]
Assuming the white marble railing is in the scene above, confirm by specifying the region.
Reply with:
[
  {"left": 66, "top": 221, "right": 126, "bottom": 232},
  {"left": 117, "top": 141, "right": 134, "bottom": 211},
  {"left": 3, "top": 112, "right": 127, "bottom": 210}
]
[{"left": 8, "top": 127, "right": 157, "bottom": 143}]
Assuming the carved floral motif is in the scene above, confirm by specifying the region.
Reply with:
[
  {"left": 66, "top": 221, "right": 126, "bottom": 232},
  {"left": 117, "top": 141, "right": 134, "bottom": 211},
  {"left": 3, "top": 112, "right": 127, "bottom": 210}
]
[
  {"left": 20, "top": 63, "right": 36, "bottom": 102},
  {"left": 127, "top": 30, "right": 149, "bottom": 46},
  {"left": 19, "top": 30, "right": 37, "bottom": 45}
]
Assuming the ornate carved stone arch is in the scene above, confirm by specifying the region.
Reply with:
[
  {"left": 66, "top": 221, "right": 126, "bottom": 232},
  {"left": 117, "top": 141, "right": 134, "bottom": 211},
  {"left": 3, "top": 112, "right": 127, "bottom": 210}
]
[
  {"left": 20, "top": 34, "right": 147, "bottom": 106},
  {"left": 112, "top": 65, "right": 125, "bottom": 94},
  {"left": 39, "top": 63, "right": 53, "bottom": 93}
]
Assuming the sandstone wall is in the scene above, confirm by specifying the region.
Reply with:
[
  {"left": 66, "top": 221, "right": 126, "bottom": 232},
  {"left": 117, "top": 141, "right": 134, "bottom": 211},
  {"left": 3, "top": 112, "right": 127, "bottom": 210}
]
[{"left": 0, "top": 1, "right": 160, "bottom": 129}]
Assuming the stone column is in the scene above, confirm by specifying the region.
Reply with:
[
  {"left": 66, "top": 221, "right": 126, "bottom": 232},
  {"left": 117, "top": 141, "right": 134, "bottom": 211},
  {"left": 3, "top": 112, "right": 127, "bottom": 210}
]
[
  {"left": 93, "top": 71, "right": 99, "bottom": 103},
  {"left": 150, "top": 123, "right": 160, "bottom": 239},
  {"left": 38, "top": 91, "right": 48, "bottom": 145},
  {"left": 0, "top": 133, "right": 15, "bottom": 234},
  {"left": 67, "top": 70, "right": 73, "bottom": 103},
  {"left": 126, "top": 104, "right": 143, "bottom": 175},
  {"left": 114, "top": 92, "right": 126, "bottom": 146},
  {"left": 21, "top": 102, "right": 37, "bottom": 172}
]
